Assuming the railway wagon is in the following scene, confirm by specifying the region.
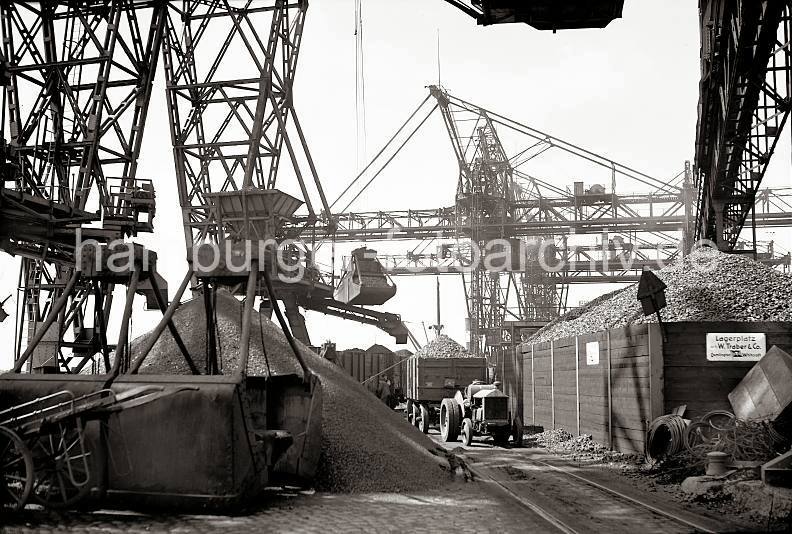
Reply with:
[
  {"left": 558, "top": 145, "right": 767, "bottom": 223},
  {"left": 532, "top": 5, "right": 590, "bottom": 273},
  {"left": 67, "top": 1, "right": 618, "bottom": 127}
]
[{"left": 404, "top": 356, "right": 487, "bottom": 433}]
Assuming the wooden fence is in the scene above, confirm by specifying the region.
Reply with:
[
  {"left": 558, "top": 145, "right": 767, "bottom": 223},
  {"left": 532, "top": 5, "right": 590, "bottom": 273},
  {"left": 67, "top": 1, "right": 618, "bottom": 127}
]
[{"left": 512, "top": 321, "right": 792, "bottom": 454}]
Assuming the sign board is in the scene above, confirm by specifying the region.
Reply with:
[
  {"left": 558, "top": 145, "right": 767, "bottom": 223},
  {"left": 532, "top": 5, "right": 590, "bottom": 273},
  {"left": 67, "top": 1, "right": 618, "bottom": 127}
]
[
  {"left": 586, "top": 341, "right": 600, "bottom": 365},
  {"left": 637, "top": 270, "right": 667, "bottom": 298},
  {"left": 706, "top": 333, "right": 766, "bottom": 361}
]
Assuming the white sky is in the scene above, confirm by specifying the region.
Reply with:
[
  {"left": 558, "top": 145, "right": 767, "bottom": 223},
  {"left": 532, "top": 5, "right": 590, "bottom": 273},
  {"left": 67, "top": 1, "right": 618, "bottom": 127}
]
[{"left": 2, "top": 1, "right": 790, "bottom": 369}]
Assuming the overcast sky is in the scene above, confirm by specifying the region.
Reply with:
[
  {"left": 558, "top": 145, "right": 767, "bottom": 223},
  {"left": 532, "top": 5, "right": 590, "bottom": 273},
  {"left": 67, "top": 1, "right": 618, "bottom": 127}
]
[{"left": 2, "top": 1, "right": 789, "bottom": 370}]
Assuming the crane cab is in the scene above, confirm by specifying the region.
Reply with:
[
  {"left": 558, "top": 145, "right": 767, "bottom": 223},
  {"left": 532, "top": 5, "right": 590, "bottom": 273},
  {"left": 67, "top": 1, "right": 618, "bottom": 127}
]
[{"left": 334, "top": 247, "right": 396, "bottom": 306}]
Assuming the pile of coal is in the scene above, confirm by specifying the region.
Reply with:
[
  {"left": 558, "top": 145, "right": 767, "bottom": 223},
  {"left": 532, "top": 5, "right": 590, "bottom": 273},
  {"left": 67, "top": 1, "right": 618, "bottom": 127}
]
[
  {"left": 531, "top": 248, "right": 792, "bottom": 343},
  {"left": 414, "top": 335, "right": 474, "bottom": 359},
  {"left": 132, "top": 290, "right": 450, "bottom": 493}
]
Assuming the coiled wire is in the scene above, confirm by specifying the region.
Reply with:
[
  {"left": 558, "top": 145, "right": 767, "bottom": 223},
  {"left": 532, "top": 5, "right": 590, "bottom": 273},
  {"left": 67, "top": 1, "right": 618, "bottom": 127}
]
[{"left": 646, "top": 414, "right": 689, "bottom": 463}]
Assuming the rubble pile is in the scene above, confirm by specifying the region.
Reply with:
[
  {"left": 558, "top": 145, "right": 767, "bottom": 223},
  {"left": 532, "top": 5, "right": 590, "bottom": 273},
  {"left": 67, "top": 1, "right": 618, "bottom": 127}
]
[
  {"left": 415, "top": 335, "right": 474, "bottom": 359},
  {"left": 527, "top": 428, "right": 574, "bottom": 448},
  {"left": 132, "top": 290, "right": 449, "bottom": 493},
  {"left": 555, "top": 434, "right": 610, "bottom": 455},
  {"left": 532, "top": 248, "right": 792, "bottom": 342}
]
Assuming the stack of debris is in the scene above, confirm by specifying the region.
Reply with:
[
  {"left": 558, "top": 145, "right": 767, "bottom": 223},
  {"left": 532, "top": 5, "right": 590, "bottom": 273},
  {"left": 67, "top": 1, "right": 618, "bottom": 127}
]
[
  {"left": 132, "top": 290, "right": 450, "bottom": 493},
  {"left": 531, "top": 248, "right": 792, "bottom": 343},
  {"left": 525, "top": 428, "right": 627, "bottom": 463},
  {"left": 415, "top": 335, "right": 473, "bottom": 358}
]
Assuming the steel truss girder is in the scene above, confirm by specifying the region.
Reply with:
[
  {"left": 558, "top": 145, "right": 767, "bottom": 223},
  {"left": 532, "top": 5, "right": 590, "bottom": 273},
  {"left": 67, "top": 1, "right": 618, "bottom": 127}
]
[
  {"left": 329, "top": 186, "right": 792, "bottom": 241},
  {"left": 0, "top": 0, "right": 165, "bottom": 238},
  {"left": 695, "top": 0, "right": 792, "bottom": 250},
  {"left": 162, "top": 0, "right": 328, "bottom": 251},
  {"left": 0, "top": 1, "right": 165, "bottom": 373}
]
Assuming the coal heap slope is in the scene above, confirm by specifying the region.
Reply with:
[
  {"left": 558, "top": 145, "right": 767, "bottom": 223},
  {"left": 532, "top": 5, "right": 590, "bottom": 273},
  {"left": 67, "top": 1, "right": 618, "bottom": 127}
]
[
  {"left": 531, "top": 248, "right": 792, "bottom": 343},
  {"left": 414, "top": 334, "right": 475, "bottom": 359},
  {"left": 131, "top": 290, "right": 449, "bottom": 493}
]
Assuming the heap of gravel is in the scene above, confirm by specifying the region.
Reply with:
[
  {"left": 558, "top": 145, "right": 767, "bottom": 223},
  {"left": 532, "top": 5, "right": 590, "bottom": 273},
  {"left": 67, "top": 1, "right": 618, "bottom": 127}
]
[
  {"left": 414, "top": 335, "right": 474, "bottom": 359},
  {"left": 527, "top": 428, "right": 574, "bottom": 449},
  {"left": 131, "top": 290, "right": 449, "bottom": 493},
  {"left": 526, "top": 429, "right": 635, "bottom": 463},
  {"left": 531, "top": 247, "right": 792, "bottom": 343}
]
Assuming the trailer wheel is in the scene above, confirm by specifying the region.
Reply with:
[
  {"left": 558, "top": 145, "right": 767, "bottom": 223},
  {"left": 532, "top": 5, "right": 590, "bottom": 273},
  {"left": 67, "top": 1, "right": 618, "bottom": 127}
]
[
  {"left": 461, "top": 418, "right": 473, "bottom": 446},
  {"left": 29, "top": 420, "right": 100, "bottom": 509},
  {"left": 405, "top": 399, "right": 414, "bottom": 423},
  {"left": 512, "top": 416, "right": 524, "bottom": 447},
  {"left": 440, "top": 399, "right": 460, "bottom": 442},
  {"left": 0, "top": 426, "right": 33, "bottom": 512},
  {"left": 418, "top": 404, "right": 430, "bottom": 434},
  {"left": 411, "top": 403, "right": 421, "bottom": 428}
]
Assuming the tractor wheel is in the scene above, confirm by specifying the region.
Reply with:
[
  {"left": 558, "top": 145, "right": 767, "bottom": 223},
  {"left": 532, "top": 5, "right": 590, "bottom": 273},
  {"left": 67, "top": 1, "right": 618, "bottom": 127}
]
[
  {"left": 512, "top": 416, "right": 524, "bottom": 447},
  {"left": 493, "top": 428, "right": 510, "bottom": 447},
  {"left": 418, "top": 404, "right": 431, "bottom": 434},
  {"left": 0, "top": 426, "right": 33, "bottom": 512},
  {"left": 461, "top": 418, "right": 473, "bottom": 446},
  {"left": 440, "top": 399, "right": 460, "bottom": 442},
  {"left": 405, "top": 399, "right": 414, "bottom": 423}
]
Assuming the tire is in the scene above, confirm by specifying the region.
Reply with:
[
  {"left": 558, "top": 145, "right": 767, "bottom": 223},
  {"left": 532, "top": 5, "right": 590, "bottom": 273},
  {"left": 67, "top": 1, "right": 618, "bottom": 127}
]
[
  {"left": 461, "top": 418, "right": 473, "bottom": 446},
  {"left": 512, "top": 416, "right": 524, "bottom": 447},
  {"left": 405, "top": 399, "right": 414, "bottom": 423},
  {"left": 493, "top": 428, "right": 510, "bottom": 447},
  {"left": 0, "top": 426, "right": 33, "bottom": 512},
  {"left": 418, "top": 404, "right": 430, "bottom": 434},
  {"left": 440, "top": 399, "right": 460, "bottom": 442},
  {"left": 411, "top": 403, "right": 421, "bottom": 428}
]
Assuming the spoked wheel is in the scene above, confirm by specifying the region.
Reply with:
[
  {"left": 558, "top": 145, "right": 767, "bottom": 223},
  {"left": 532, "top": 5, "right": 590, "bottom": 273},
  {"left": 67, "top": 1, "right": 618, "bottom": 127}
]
[
  {"left": 0, "top": 426, "right": 34, "bottom": 512},
  {"left": 29, "top": 420, "right": 96, "bottom": 509}
]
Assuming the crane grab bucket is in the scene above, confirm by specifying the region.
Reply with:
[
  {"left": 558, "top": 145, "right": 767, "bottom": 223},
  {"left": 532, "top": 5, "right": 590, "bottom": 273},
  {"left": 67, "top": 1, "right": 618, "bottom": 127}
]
[{"left": 334, "top": 247, "right": 397, "bottom": 306}]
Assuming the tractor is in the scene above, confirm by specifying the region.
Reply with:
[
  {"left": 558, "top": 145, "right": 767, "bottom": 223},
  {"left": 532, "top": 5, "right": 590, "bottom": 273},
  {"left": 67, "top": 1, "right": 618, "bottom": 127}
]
[{"left": 439, "top": 380, "right": 523, "bottom": 447}]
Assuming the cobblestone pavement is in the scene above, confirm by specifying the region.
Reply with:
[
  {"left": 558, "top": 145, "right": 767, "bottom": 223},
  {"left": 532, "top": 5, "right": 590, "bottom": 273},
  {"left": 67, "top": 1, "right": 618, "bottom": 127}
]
[{"left": 1, "top": 480, "right": 555, "bottom": 534}]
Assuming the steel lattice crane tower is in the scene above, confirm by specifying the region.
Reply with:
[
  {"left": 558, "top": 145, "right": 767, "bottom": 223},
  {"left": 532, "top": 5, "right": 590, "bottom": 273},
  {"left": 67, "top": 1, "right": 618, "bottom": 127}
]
[
  {"left": 0, "top": 0, "right": 631, "bottom": 373},
  {"left": 0, "top": 0, "right": 166, "bottom": 373}
]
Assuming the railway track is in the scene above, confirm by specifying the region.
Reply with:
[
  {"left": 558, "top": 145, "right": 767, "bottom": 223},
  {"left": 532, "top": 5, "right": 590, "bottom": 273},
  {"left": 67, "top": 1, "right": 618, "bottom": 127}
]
[
  {"left": 466, "top": 456, "right": 718, "bottom": 534},
  {"left": 431, "top": 433, "right": 734, "bottom": 533}
]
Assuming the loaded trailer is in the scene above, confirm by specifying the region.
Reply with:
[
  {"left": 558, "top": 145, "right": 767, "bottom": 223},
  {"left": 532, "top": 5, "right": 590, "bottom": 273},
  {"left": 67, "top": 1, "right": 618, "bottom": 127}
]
[{"left": 403, "top": 356, "right": 487, "bottom": 433}]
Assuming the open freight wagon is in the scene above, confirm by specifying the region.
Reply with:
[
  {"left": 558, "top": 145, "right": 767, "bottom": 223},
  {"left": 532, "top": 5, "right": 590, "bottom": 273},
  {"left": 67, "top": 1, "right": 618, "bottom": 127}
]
[{"left": 404, "top": 356, "right": 487, "bottom": 433}]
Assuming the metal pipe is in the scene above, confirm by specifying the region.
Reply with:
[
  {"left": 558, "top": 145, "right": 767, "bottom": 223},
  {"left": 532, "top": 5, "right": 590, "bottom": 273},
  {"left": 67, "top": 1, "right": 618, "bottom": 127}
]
[
  {"left": 129, "top": 270, "right": 192, "bottom": 375},
  {"left": 12, "top": 269, "right": 80, "bottom": 373},
  {"left": 104, "top": 269, "right": 140, "bottom": 387},
  {"left": 148, "top": 272, "right": 200, "bottom": 375},
  {"left": 237, "top": 261, "right": 259, "bottom": 377},
  {"left": 262, "top": 266, "right": 312, "bottom": 383}
]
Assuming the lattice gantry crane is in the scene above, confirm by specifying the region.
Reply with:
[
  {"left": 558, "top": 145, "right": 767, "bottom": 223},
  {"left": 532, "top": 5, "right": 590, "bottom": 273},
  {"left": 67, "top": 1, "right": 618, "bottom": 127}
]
[
  {"left": 328, "top": 86, "right": 792, "bottom": 358},
  {"left": 695, "top": 0, "right": 792, "bottom": 251},
  {"left": 0, "top": 1, "right": 169, "bottom": 374}
]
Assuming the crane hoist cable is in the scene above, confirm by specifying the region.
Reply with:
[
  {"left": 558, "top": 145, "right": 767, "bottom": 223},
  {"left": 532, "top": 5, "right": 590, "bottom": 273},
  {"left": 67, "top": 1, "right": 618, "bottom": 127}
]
[
  {"left": 355, "top": 0, "right": 367, "bottom": 169},
  {"left": 330, "top": 95, "right": 437, "bottom": 211}
]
